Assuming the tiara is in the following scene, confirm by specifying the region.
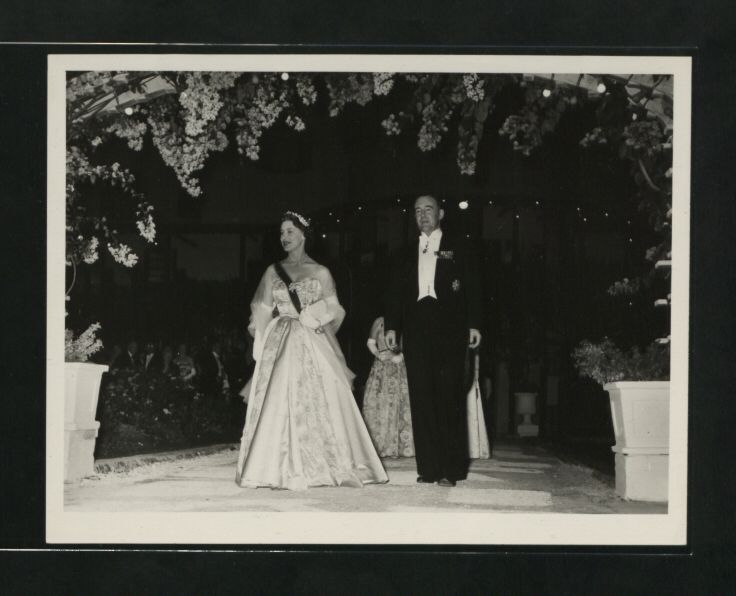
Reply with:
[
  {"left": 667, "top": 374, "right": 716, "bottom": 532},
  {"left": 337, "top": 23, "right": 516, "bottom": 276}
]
[{"left": 284, "top": 211, "right": 310, "bottom": 228}]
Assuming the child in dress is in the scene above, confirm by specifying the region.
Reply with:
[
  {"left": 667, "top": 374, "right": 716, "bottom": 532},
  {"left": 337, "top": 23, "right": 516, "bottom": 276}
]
[{"left": 362, "top": 316, "right": 415, "bottom": 458}]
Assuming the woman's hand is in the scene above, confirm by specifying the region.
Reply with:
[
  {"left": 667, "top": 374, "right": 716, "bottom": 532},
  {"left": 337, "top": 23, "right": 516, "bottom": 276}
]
[
  {"left": 377, "top": 350, "right": 393, "bottom": 362},
  {"left": 384, "top": 330, "right": 397, "bottom": 350},
  {"left": 299, "top": 309, "right": 321, "bottom": 330}
]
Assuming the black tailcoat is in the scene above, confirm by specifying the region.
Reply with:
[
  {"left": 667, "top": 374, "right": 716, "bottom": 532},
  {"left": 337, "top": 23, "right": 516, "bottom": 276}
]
[{"left": 384, "top": 232, "right": 482, "bottom": 482}]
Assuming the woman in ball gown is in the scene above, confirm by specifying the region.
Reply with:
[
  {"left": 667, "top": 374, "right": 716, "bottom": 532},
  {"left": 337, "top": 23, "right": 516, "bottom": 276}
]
[
  {"left": 235, "top": 211, "right": 388, "bottom": 490},
  {"left": 362, "top": 316, "right": 415, "bottom": 458}
]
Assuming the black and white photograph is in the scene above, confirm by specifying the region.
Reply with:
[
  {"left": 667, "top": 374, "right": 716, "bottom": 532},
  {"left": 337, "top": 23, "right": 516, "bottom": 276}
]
[{"left": 47, "top": 54, "right": 691, "bottom": 544}]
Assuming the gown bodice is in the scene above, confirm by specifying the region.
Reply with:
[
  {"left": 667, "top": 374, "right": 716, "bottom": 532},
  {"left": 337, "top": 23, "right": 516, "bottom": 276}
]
[{"left": 272, "top": 278, "right": 322, "bottom": 316}]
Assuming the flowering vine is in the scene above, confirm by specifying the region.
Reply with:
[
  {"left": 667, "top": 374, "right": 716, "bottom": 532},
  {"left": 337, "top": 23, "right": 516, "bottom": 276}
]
[{"left": 65, "top": 69, "right": 674, "bottom": 364}]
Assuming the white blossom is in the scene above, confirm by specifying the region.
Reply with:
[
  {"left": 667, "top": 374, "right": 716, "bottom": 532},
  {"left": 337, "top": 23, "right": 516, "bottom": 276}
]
[
  {"left": 136, "top": 213, "right": 156, "bottom": 243},
  {"left": 463, "top": 74, "right": 485, "bottom": 102},
  {"left": 106, "top": 118, "right": 147, "bottom": 151},
  {"left": 295, "top": 76, "right": 317, "bottom": 106},
  {"left": 286, "top": 115, "right": 306, "bottom": 131},
  {"left": 381, "top": 114, "right": 401, "bottom": 136},
  {"left": 373, "top": 73, "right": 395, "bottom": 96},
  {"left": 82, "top": 236, "right": 100, "bottom": 264},
  {"left": 107, "top": 243, "right": 138, "bottom": 267}
]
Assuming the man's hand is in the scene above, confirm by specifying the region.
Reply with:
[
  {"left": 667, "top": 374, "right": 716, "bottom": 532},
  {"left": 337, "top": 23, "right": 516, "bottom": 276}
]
[
  {"left": 385, "top": 329, "right": 397, "bottom": 350},
  {"left": 468, "top": 328, "right": 482, "bottom": 349}
]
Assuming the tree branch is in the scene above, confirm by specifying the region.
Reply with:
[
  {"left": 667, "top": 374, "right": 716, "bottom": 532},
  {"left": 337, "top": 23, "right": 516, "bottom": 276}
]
[{"left": 638, "top": 159, "right": 661, "bottom": 192}]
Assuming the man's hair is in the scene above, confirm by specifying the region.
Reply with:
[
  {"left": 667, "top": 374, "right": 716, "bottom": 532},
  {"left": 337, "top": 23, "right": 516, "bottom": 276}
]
[{"left": 414, "top": 194, "right": 440, "bottom": 209}]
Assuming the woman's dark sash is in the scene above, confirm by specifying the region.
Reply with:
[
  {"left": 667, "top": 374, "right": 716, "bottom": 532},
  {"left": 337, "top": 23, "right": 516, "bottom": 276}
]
[{"left": 273, "top": 262, "right": 303, "bottom": 314}]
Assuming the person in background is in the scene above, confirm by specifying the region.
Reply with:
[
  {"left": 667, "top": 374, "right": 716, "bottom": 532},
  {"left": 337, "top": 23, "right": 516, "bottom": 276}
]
[
  {"left": 108, "top": 344, "right": 122, "bottom": 369},
  {"left": 197, "top": 339, "right": 227, "bottom": 397},
  {"left": 140, "top": 341, "right": 159, "bottom": 371},
  {"left": 113, "top": 339, "right": 139, "bottom": 371},
  {"left": 174, "top": 342, "right": 197, "bottom": 385},
  {"left": 159, "top": 345, "right": 179, "bottom": 377},
  {"left": 361, "top": 316, "right": 414, "bottom": 458}
]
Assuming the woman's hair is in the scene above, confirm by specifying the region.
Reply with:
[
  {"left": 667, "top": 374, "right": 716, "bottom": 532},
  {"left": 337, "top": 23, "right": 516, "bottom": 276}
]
[{"left": 281, "top": 210, "right": 313, "bottom": 239}]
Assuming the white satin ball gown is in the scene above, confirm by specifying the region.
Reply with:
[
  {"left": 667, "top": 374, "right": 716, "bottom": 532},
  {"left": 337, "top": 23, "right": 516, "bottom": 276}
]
[{"left": 236, "top": 263, "right": 388, "bottom": 490}]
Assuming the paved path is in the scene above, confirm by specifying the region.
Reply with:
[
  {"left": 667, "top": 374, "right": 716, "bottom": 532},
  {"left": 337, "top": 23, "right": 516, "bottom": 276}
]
[{"left": 65, "top": 442, "right": 666, "bottom": 514}]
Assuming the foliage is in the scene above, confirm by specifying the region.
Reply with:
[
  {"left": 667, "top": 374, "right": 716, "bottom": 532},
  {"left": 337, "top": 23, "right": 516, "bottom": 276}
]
[
  {"left": 498, "top": 82, "right": 570, "bottom": 156},
  {"left": 66, "top": 145, "right": 155, "bottom": 268},
  {"left": 65, "top": 70, "right": 522, "bottom": 277},
  {"left": 67, "top": 71, "right": 675, "bottom": 375},
  {"left": 64, "top": 322, "right": 103, "bottom": 362},
  {"left": 66, "top": 71, "right": 672, "bottom": 274},
  {"left": 572, "top": 338, "right": 670, "bottom": 386},
  {"left": 95, "top": 368, "right": 238, "bottom": 457},
  {"left": 67, "top": 72, "right": 515, "bottom": 199}
]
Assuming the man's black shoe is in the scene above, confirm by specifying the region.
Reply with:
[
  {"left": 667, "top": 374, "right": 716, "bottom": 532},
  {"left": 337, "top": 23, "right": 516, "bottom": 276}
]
[
  {"left": 437, "top": 478, "right": 456, "bottom": 487},
  {"left": 416, "top": 476, "right": 434, "bottom": 483}
]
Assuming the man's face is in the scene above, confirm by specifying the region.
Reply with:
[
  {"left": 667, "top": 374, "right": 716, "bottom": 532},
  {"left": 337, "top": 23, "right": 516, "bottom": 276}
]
[{"left": 414, "top": 196, "right": 443, "bottom": 235}]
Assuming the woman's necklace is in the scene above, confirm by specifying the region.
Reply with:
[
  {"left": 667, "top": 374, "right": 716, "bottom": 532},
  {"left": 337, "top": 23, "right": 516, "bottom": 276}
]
[{"left": 285, "top": 256, "right": 309, "bottom": 266}]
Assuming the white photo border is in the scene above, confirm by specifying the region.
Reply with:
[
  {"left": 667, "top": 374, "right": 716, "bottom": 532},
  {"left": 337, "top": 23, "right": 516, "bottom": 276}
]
[{"left": 47, "top": 54, "right": 691, "bottom": 545}]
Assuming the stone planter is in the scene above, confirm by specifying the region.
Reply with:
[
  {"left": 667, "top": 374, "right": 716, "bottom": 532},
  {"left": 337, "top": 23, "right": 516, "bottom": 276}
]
[
  {"left": 65, "top": 362, "right": 108, "bottom": 482},
  {"left": 514, "top": 391, "right": 539, "bottom": 437},
  {"left": 604, "top": 381, "right": 670, "bottom": 502}
]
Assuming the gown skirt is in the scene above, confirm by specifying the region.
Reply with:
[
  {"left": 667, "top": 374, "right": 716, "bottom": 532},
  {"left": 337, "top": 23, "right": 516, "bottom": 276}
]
[
  {"left": 362, "top": 357, "right": 415, "bottom": 458},
  {"left": 236, "top": 314, "right": 388, "bottom": 490}
]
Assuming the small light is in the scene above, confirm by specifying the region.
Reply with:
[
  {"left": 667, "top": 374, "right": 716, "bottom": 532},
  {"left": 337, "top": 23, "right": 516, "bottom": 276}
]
[
  {"left": 402, "top": 208, "right": 406, "bottom": 213},
  {"left": 627, "top": 219, "right": 632, "bottom": 225},
  {"left": 322, "top": 233, "right": 326, "bottom": 239},
  {"left": 358, "top": 206, "right": 362, "bottom": 211},
  {"left": 488, "top": 200, "right": 493, "bottom": 205},
  {"left": 628, "top": 301, "right": 633, "bottom": 307},
  {"left": 596, "top": 82, "right": 607, "bottom": 94},
  {"left": 628, "top": 238, "right": 633, "bottom": 243},
  {"left": 466, "top": 234, "right": 470, "bottom": 238},
  {"left": 328, "top": 212, "right": 332, "bottom": 216},
  {"left": 124, "top": 107, "right": 134, "bottom": 116},
  {"left": 583, "top": 217, "right": 588, "bottom": 222},
  {"left": 281, "top": 72, "right": 289, "bottom": 81},
  {"left": 569, "top": 96, "right": 578, "bottom": 105},
  {"left": 396, "top": 198, "right": 401, "bottom": 203},
  {"left": 336, "top": 218, "right": 341, "bottom": 223},
  {"left": 576, "top": 207, "right": 581, "bottom": 212},
  {"left": 459, "top": 200, "right": 469, "bottom": 210},
  {"left": 535, "top": 200, "right": 540, "bottom": 206},
  {"left": 542, "top": 88, "right": 552, "bottom": 98},
  {"left": 632, "top": 113, "right": 638, "bottom": 121},
  {"left": 604, "top": 212, "right": 609, "bottom": 217},
  {"left": 515, "top": 214, "right": 520, "bottom": 220}
]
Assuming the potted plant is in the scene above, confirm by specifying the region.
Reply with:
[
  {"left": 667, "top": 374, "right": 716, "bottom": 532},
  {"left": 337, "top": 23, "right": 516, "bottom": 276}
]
[
  {"left": 573, "top": 338, "right": 670, "bottom": 501},
  {"left": 512, "top": 327, "right": 541, "bottom": 437},
  {"left": 513, "top": 355, "right": 541, "bottom": 438},
  {"left": 64, "top": 321, "right": 108, "bottom": 482}
]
